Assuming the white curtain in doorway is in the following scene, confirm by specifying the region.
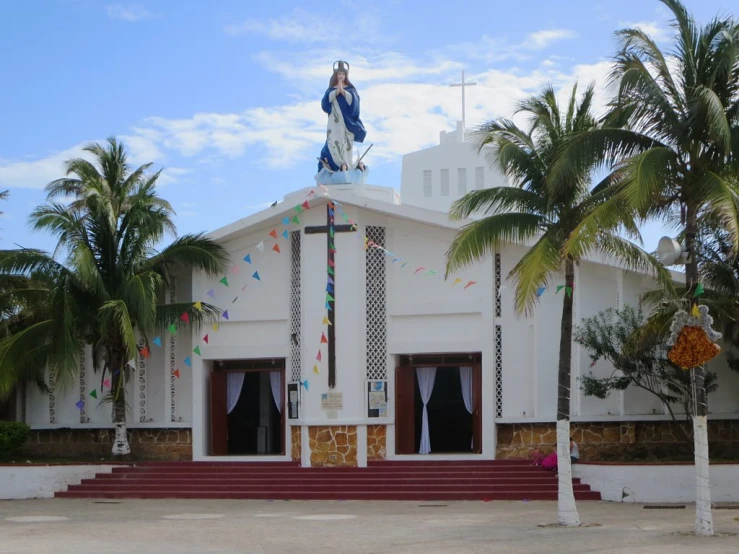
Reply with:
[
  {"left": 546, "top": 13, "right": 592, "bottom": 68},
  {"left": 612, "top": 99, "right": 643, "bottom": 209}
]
[
  {"left": 269, "top": 371, "right": 282, "bottom": 413},
  {"left": 459, "top": 367, "right": 473, "bottom": 415},
  {"left": 416, "top": 367, "right": 437, "bottom": 455},
  {"left": 227, "top": 372, "right": 246, "bottom": 414}
]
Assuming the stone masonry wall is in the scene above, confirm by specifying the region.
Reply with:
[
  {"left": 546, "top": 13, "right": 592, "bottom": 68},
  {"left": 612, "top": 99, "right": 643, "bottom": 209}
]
[
  {"left": 367, "top": 425, "right": 387, "bottom": 461},
  {"left": 496, "top": 420, "right": 739, "bottom": 461},
  {"left": 309, "top": 425, "right": 357, "bottom": 467},
  {"left": 20, "top": 428, "right": 192, "bottom": 461},
  {"left": 291, "top": 426, "right": 301, "bottom": 463}
]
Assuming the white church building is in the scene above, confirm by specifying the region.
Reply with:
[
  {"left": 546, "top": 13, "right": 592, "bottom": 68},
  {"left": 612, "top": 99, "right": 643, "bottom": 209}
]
[{"left": 15, "top": 123, "right": 739, "bottom": 466}]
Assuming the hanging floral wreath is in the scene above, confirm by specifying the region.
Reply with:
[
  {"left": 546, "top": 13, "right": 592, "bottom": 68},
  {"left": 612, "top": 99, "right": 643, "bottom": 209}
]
[{"left": 666, "top": 305, "right": 722, "bottom": 370}]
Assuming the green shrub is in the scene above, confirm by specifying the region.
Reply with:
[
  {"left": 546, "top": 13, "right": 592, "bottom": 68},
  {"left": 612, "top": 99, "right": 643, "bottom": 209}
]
[{"left": 0, "top": 421, "right": 31, "bottom": 460}]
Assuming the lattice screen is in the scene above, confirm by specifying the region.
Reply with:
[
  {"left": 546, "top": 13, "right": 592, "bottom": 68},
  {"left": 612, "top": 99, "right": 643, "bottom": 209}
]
[
  {"left": 168, "top": 279, "right": 177, "bottom": 422},
  {"left": 48, "top": 369, "right": 56, "bottom": 424},
  {"left": 495, "top": 253, "right": 501, "bottom": 317},
  {"left": 290, "top": 230, "right": 302, "bottom": 382},
  {"left": 78, "top": 348, "right": 86, "bottom": 423},
  {"left": 365, "top": 226, "right": 387, "bottom": 380},
  {"left": 138, "top": 338, "right": 146, "bottom": 423},
  {"left": 495, "top": 325, "right": 503, "bottom": 418}
]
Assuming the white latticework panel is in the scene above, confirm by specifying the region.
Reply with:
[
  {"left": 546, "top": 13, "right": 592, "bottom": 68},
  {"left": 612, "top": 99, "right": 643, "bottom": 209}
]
[
  {"left": 495, "top": 253, "right": 501, "bottom": 318},
  {"left": 290, "top": 230, "right": 302, "bottom": 382},
  {"left": 495, "top": 325, "right": 503, "bottom": 418},
  {"left": 365, "top": 226, "right": 387, "bottom": 380}
]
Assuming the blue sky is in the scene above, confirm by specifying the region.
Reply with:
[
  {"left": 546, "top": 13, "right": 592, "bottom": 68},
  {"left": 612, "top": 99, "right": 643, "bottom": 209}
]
[{"left": 0, "top": 0, "right": 733, "bottom": 252}]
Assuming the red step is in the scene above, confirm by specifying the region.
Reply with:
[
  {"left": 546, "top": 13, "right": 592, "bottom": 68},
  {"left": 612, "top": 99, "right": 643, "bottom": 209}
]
[{"left": 55, "top": 460, "right": 601, "bottom": 501}]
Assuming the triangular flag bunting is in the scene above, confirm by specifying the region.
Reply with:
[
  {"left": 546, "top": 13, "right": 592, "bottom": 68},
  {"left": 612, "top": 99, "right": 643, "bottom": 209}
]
[
  {"left": 207, "top": 288, "right": 215, "bottom": 298},
  {"left": 140, "top": 347, "right": 150, "bottom": 358},
  {"left": 327, "top": 275, "right": 334, "bottom": 285},
  {"left": 242, "top": 284, "right": 247, "bottom": 290},
  {"left": 328, "top": 266, "right": 335, "bottom": 275},
  {"left": 415, "top": 267, "right": 425, "bottom": 274},
  {"left": 231, "top": 265, "right": 239, "bottom": 275},
  {"left": 294, "top": 204, "right": 303, "bottom": 213},
  {"left": 326, "top": 283, "right": 334, "bottom": 293},
  {"left": 194, "top": 301, "right": 202, "bottom": 312},
  {"left": 328, "top": 258, "right": 335, "bottom": 268},
  {"left": 252, "top": 271, "right": 261, "bottom": 281},
  {"left": 212, "top": 323, "right": 219, "bottom": 332},
  {"left": 536, "top": 287, "right": 546, "bottom": 297},
  {"left": 464, "top": 281, "right": 477, "bottom": 290},
  {"left": 180, "top": 312, "right": 190, "bottom": 323},
  {"left": 184, "top": 357, "right": 191, "bottom": 367},
  {"left": 127, "top": 359, "right": 136, "bottom": 368},
  {"left": 556, "top": 285, "right": 565, "bottom": 294},
  {"left": 269, "top": 229, "right": 278, "bottom": 238},
  {"left": 452, "top": 278, "right": 462, "bottom": 286},
  {"left": 691, "top": 303, "right": 701, "bottom": 317},
  {"left": 243, "top": 254, "right": 252, "bottom": 264},
  {"left": 174, "top": 369, "right": 181, "bottom": 378},
  {"left": 302, "top": 200, "right": 310, "bottom": 210},
  {"left": 401, "top": 262, "right": 409, "bottom": 268},
  {"left": 223, "top": 310, "right": 229, "bottom": 320},
  {"left": 565, "top": 286, "right": 573, "bottom": 298},
  {"left": 272, "top": 243, "right": 281, "bottom": 253},
  {"left": 329, "top": 228, "right": 335, "bottom": 238},
  {"left": 282, "top": 230, "right": 289, "bottom": 239},
  {"left": 292, "top": 215, "right": 300, "bottom": 225},
  {"left": 316, "top": 350, "right": 322, "bottom": 361},
  {"left": 103, "top": 379, "right": 111, "bottom": 389},
  {"left": 193, "top": 345, "right": 201, "bottom": 356},
  {"left": 694, "top": 283, "right": 705, "bottom": 297},
  {"left": 323, "top": 316, "right": 331, "bottom": 325},
  {"left": 302, "top": 379, "right": 309, "bottom": 390},
  {"left": 326, "top": 301, "right": 332, "bottom": 310},
  {"left": 203, "top": 334, "right": 209, "bottom": 344},
  {"left": 321, "top": 332, "right": 328, "bottom": 344},
  {"left": 425, "top": 270, "right": 436, "bottom": 275},
  {"left": 220, "top": 276, "right": 229, "bottom": 287},
  {"left": 313, "top": 364, "right": 320, "bottom": 375},
  {"left": 282, "top": 217, "right": 290, "bottom": 225},
  {"left": 233, "top": 296, "right": 238, "bottom": 303},
  {"left": 392, "top": 258, "right": 401, "bottom": 263},
  {"left": 153, "top": 336, "right": 162, "bottom": 347},
  {"left": 75, "top": 400, "right": 84, "bottom": 411},
  {"left": 257, "top": 241, "right": 265, "bottom": 252},
  {"left": 168, "top": 323, "right": 177, "bottom": 334},
  {"left": 326, "top": 293, "right": 335, "bottom": 302},
  {"left": 89, "top": 389, "right": 97, "bottom": 399}
]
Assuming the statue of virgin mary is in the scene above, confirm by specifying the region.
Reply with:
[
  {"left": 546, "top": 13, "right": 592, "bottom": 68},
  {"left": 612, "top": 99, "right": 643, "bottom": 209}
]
[{"left": 316, "top": 60, "right": 369, "bottom": 184}]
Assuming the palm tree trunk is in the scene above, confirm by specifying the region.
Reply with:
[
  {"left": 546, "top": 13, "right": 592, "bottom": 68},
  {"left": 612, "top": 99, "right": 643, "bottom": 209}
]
[
  {"left": 110, "top": 351, "right": 131, "bottom": 456},
  {"left": 685, "top": 205, "right": 713, "bottom": 536},
  {"left": 556, "top": 258, "right": 580, "bottom": 526}
]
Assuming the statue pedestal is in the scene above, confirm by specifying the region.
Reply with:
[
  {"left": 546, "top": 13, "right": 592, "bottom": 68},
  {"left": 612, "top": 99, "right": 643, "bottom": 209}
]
[
  {"left": 315, "top": 167, "right": 368, "bottom": 186},
  {"left": 284, "top": 183, "right": 399, "bottom": 205}
]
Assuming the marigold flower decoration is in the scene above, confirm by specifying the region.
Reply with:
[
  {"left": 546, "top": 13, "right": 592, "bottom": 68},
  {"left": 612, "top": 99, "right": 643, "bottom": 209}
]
[{"left": 666, "top": 305, "right": 722, "bottom": 370}]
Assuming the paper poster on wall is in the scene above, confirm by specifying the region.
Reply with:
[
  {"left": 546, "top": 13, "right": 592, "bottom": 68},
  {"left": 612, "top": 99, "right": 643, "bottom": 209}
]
[
  {"left": 321, "top": 392, "right": 343, "bottom": 410},
  {"left": 287, "top": 382, "right": 300, "bottom": 419},
  {"left": 367, "top": 380, "right": 387, "bottom": 418}
]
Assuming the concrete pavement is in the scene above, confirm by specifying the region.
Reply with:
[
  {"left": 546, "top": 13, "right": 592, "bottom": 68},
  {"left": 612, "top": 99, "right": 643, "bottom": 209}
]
[{"left": 1, "top": 499, "right": 738, "bottom": 553}]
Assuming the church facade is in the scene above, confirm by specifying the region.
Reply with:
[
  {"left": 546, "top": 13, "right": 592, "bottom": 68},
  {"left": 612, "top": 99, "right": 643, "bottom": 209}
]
[{"left": 15, "top": 179, "right": 739, "bottom": 464}]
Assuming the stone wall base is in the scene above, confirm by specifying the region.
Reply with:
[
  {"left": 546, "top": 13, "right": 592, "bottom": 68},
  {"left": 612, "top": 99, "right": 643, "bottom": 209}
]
[
  {"left": 20, "top": 428, "right": 192, "bottom": 461},
  {"left": 367, "top": 425, "right": 387, "bottom": 461},
  {"left": 496, "top": 420, "right": 739, "bottom": 461},
  {"left": 308, "top": 425, "right": 357, "bottom": 467},
  {"left": 291, "top": 426, "right": 301, "bottom": 463}
]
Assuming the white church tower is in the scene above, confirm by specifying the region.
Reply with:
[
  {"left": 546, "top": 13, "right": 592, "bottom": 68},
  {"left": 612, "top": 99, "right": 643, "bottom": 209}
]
[{"left": 400, "top": 70, "right": 510, "bottom": 213}]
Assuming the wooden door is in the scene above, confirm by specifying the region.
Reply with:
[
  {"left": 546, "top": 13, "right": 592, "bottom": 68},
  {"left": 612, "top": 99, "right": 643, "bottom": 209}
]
[
  {"left": 395, "top": 367, "right": 416, "bottom": 454},
  {"left": 210, "top": 370, "right": 228, "bottom": 455},
  {"left": 472, "top": 365, "right": 483, "bottom": 454}
]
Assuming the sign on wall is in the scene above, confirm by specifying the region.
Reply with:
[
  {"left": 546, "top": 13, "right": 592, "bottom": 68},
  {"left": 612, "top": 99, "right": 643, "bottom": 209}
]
[
  {"left": 367, "top": 380, "right": 387, "bottom": 418},
  {"left": 321, "top": 392, "right": 343, "bottom": 410},
  {"left": 287, "top": 382, "right": 300, "bottom": 419}
]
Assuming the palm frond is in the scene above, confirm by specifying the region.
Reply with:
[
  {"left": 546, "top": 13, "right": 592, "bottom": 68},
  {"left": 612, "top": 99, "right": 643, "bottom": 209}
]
[
  {"left": 509, "top": 233, "right": 563, "bottom": 316},
  {"left": 449, "top": 187, "right": 549, "bottom": 221}
]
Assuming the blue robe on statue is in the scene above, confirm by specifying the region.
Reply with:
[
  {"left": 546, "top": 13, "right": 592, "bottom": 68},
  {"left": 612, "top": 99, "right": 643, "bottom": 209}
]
[{"left": 317, "top": 85, "right": 367, "bottom": 173}]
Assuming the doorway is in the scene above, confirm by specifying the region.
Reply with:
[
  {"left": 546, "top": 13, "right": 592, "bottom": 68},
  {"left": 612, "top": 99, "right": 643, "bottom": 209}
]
[
  {"left": 396, "top": 354, "right": 482, "bottom": 455},
  {"left": 210, "top": 359, "right": 285, "bottom": 456}
]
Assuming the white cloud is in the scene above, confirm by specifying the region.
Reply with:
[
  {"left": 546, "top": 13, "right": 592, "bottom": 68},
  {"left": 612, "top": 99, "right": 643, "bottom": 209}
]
[
  {"left": 526, "top": 29, "right": 579, "bottom": 50},
  {"left": 106, "top": 4, "right": 151, "bottom": 22},
  {"left": 618, "top": 20, "right": 669, "bottom": 41},
  {"left": 0, "top": 143, "right": 92, "bottom": 190},
  {"left": 158, "top": 167, "right": 193, "bottom": 186}
]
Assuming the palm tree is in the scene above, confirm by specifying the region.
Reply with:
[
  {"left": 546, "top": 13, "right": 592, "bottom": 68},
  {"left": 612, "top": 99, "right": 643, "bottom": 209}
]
[
  {"left": 0, "top": 138, "right": 229, "bottom": 455},
  {"left": 445, "top": 84, "right": 671, "bottom": 526},
  {"left": 554, "top": 0, "right": 739, "bottom": 535}
]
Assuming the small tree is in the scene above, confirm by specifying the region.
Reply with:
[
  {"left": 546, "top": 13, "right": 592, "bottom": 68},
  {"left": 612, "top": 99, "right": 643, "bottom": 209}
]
[{"left": 575, "top": 305, "right": 717, "bottom": 424}]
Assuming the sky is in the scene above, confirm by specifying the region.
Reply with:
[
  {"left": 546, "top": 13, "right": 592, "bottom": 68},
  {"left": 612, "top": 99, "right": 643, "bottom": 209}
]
[{"left": 0, "top": 0, "right": 733, "bottom": 253}]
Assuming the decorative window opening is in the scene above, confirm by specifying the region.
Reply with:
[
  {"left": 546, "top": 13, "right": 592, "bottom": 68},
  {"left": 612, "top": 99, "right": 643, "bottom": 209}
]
[
  {"left": 441, "top": 169, "right": 450, "bottom": 196},
  {"left": 169, "top": 279, "right": 177, "bottom": 422},
  {"left": 495, "top": 253, "right": 501, "bottom": 318},
  {"left": 138, "top": 338, "right": 146, "bottom": 423},
  {"left": 475, "top": 166, "right": 485, "bottom": 190},
  {"left": 78, "top": 348, "right": 86, "bottom": 423},
  {"left": 423, "top": 170, "right": 432, "bottom": 197},
  {"left": 366, "top": 226, "right": 387, "bottom": 380},
  {"left": 290, "top": 230, "right": 302, "bottom": 382},
  {"left": 458, "top": 168, "right": 467, "bottom": 196},
  {"left": 495, "top": 325, "right": 503, "bottom": 418}
]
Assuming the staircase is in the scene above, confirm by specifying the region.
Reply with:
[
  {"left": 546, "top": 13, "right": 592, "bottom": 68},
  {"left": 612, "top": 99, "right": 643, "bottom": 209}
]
[{"left": 55, "top": 460, "right": 601, "bottom": 501}]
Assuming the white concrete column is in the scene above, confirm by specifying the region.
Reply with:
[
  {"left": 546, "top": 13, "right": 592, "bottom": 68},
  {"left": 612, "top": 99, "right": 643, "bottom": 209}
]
[
  {"left": 616, "top": 270, "right": 625, "bottom": 416},
  {"left": 301, "top": 425, "right": 311, "bottom": 467},
  {"left": 357, "top": 425, "right": 367, "bottom": 467},
  {"left": 572, "top": 264, "right": 581, "bottom": 417}
]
